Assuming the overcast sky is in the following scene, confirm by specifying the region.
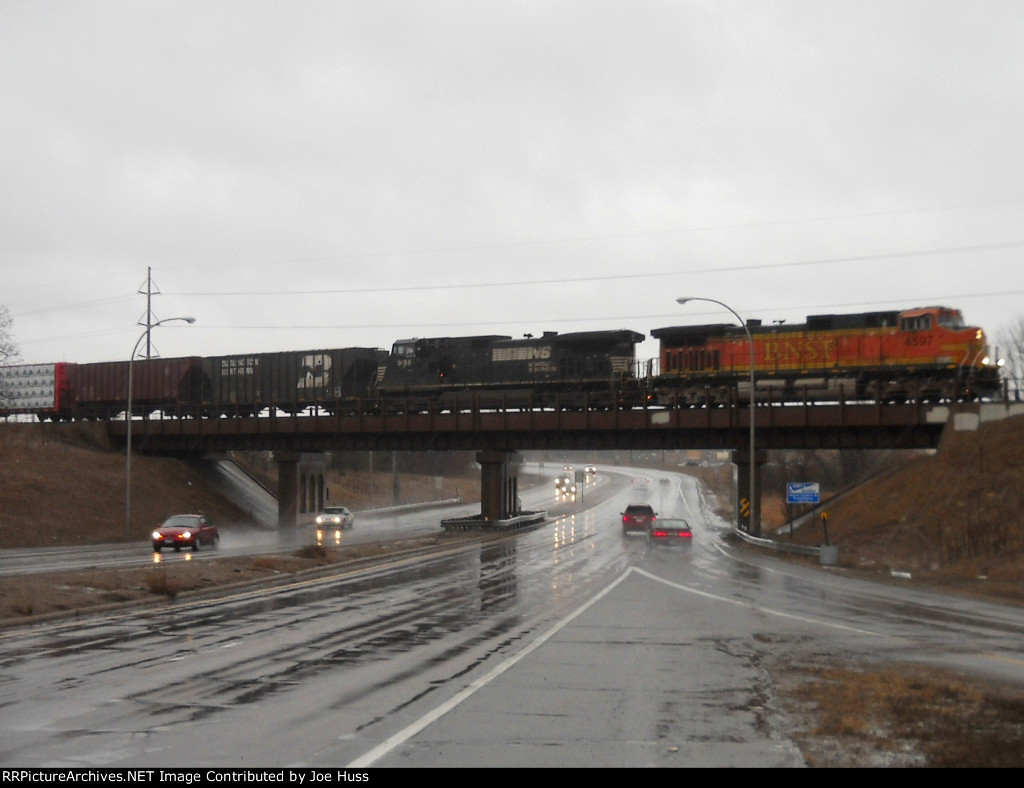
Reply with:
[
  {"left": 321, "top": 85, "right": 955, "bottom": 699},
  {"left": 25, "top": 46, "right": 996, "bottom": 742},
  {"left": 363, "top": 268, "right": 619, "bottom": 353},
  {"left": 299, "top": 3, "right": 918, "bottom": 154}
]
[{"left": 3, "top": 0, "right": 1022, "bottom": 367}]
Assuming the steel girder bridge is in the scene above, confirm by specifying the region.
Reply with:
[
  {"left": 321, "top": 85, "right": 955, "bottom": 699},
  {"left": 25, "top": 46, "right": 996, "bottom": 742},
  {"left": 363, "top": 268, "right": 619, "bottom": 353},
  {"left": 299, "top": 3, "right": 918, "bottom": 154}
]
[{"left": 106, "top": 400, "right": 984, "bottom": 537}]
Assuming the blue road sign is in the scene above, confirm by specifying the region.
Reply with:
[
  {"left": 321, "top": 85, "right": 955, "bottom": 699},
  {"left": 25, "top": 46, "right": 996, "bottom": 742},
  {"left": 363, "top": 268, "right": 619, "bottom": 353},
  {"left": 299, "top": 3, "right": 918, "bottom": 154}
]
[{"left": 787, "top": 482, "right": 820, "bottom": 504}]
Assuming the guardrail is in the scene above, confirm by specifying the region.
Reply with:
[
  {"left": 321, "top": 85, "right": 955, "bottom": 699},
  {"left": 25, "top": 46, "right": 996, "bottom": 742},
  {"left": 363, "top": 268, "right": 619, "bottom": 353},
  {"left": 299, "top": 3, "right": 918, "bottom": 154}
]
[{"left": 732, "top": 527, "right": 837, "bottom": 564}]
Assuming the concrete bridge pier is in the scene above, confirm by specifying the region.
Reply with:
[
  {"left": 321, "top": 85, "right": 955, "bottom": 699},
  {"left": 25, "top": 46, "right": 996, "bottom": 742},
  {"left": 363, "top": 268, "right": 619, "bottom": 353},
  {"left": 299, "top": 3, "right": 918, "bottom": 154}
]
[
  {"left": 733, "top": 449, "right": 767, "bottom": 537},
  {"left": 477, "top": 449, "right": 520, "bottom": 521},
  {"left": 275, "top": 451, "right": 328, "bottom": 529}
]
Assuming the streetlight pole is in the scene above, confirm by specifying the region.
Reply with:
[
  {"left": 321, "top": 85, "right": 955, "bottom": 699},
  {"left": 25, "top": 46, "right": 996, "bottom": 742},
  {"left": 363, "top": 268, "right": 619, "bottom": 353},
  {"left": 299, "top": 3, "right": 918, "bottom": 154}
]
[
  {"left": 125, "top": 316, "right": 195, "bottom": 540},
  {"left": 676, "top": 297, "right": 756, "bottom": 536}
]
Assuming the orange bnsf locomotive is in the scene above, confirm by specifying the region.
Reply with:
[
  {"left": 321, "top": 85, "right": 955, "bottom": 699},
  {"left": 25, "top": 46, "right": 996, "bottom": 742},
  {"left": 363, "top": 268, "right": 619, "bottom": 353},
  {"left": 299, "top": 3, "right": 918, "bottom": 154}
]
[{"left": 650, "top": 305, "right": 1002, "bottom": 406}]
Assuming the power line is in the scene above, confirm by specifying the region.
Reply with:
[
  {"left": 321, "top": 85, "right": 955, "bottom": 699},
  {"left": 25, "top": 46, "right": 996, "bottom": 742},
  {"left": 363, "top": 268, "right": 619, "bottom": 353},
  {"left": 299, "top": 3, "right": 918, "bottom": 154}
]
[{"left": 162, "top": 241, "right": 1024, "bottom": 297}]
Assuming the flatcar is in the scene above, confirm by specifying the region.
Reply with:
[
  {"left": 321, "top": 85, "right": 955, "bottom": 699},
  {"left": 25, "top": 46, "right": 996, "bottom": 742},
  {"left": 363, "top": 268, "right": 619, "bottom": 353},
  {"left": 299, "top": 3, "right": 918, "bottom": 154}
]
[
  {"left": 373, "top": 329, "right": 646, "bottom": 413},
  {"left": 650, "top": 305, "right": 1001, "bottom": 405}
]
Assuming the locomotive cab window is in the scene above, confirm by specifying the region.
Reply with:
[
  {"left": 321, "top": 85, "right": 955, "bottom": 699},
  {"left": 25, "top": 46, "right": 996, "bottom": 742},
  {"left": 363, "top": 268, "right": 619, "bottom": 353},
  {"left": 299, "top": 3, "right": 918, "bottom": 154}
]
[
  {"left": 391, "top": 340, "right": 417, "bottom": 358},
  {"left": 900, "top": 315, "right": 931, "bottom": 332}
]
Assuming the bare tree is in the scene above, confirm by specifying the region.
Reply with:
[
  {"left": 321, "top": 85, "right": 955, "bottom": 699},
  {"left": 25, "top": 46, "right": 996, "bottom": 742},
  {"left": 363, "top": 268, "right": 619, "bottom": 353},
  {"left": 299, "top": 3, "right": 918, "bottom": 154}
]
[
  {"left": 0, "top": 305, "right": 15, "bottom": 366},
  {"left": 0, "top": 304, "right": 19, "bottom": 409},
  {"left": 996, "top": 316, "right": 1024, "bottom": 401}
]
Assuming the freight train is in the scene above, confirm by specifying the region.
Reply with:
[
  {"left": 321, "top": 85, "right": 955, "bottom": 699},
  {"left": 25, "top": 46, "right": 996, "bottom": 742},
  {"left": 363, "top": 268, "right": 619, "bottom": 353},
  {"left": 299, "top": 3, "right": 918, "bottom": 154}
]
[
  {"left": 651, "top": 304, "right": 1002, "bottom": 405},
  {"left": 0, "top": 306, "right": 1003, "bottom": 422}
]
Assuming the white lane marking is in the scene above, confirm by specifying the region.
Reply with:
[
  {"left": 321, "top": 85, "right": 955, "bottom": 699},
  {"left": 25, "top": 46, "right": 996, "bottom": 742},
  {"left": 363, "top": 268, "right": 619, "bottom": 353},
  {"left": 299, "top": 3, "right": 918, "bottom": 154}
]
[{"left": 346, "top": 567, "right": 636, "bottom": 767}]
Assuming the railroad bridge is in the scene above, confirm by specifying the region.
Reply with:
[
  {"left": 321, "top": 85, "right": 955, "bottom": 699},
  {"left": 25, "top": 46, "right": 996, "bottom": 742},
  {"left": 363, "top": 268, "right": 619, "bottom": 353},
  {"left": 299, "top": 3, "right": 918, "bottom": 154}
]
[{"left": 105, "top": 399, "right": 1019, "bottom": 537}]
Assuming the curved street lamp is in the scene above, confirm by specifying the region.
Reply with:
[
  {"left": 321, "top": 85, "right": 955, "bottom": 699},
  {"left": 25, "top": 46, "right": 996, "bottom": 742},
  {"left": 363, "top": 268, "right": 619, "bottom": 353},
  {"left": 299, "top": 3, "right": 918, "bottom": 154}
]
[
  {"left": 125, "top": 316, "right": 195, "bottom": 539},
  {"left": 676, "top": 297, "right": 756, "bottom": 536}
]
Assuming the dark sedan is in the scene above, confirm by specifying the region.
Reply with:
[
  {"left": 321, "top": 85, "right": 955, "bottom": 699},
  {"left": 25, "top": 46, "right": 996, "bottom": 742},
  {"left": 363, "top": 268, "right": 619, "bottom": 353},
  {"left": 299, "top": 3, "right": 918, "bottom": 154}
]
[
  {"left": 648, "top": 517, "right": 692, "bottom": 544},
  {"left": 152, "top": 514, "right": 220, "bottom": 552}
]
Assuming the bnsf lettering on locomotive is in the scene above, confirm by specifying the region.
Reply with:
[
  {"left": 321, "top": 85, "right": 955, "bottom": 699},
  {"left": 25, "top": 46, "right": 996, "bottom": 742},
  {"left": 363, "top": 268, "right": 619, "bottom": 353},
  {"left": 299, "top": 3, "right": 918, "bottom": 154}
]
[
  {"left": 297, "top": 354, "right": 332, "bottom": 390},
  {"left": 763, "top": 338, "right": 837, "bottom": 364},
  {"left": 492, "top": 346, "right": 552, "bottom": 362}
]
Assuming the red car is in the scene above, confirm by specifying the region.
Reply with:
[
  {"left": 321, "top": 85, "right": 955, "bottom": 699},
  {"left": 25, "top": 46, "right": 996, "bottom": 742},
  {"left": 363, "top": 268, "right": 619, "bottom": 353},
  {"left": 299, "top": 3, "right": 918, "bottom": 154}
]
[
  {"left": 152, "top": 514, "right": 219, "bottom": 553},
  {"left": 621, "top": 504, "right": 656, "bottom": 535}
]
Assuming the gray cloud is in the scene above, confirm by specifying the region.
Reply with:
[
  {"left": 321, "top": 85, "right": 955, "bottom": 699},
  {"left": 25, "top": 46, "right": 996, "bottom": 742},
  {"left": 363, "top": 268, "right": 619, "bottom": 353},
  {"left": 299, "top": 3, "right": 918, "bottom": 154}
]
[{"left": 2, "top": 0, "right": 1022, "bottom": 365}]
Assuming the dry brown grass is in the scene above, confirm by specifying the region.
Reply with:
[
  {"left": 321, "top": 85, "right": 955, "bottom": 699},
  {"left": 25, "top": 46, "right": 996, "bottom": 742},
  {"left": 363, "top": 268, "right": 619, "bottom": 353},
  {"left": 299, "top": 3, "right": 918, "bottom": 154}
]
[
  {"left": 774, "top": 661, "right": 1024, "bottom": 767},
  {"left": 737, "top": 414, "right": 1024, "bottom": 607}
]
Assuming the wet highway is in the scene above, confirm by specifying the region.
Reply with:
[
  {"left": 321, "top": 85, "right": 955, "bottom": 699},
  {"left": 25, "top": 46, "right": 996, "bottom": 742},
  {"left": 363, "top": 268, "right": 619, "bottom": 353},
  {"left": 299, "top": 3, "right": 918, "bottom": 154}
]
[{"left": 3, "top": 466, "right": 1024, "bottom": 768}]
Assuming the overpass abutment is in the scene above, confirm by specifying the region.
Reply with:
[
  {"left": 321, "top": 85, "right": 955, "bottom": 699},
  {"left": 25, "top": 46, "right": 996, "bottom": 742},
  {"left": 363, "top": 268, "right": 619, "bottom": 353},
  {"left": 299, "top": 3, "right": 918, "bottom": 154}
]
[
  {"left": 275, "top": 451, "right": 327, "bottom": 530},
  {"left": 733, "top": 449, "right": 767, "bottom": 537}
]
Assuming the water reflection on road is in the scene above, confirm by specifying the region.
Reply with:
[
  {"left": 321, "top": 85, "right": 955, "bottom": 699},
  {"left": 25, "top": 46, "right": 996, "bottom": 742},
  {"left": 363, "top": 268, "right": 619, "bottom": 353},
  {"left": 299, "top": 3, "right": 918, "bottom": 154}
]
[{"left": 6, "top": 466, "right": 1024, "bottom": 768}]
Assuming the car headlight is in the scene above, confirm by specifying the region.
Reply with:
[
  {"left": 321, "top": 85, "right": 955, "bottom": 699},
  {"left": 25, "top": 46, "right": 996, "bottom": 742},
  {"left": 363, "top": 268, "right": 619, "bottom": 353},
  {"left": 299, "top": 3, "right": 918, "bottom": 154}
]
[
  {"left": 315, "top": 516, "right": 325, "bottom": 524},
  {"left": 152, "top": 531, "right": 161, "bottom": 540},
  {"left": 181, "top": 531, "right": 191, "bottom": 539}
]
